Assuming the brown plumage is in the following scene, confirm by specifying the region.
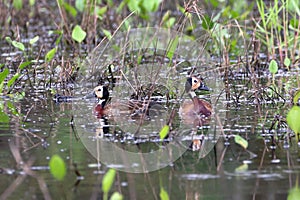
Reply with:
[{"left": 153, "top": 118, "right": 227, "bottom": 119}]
[{"left": 179, "top": 77, "right": 212, "bottom": 126}]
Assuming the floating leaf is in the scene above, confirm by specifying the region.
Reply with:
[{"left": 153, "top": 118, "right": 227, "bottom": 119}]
[
  {"left": 110, "top": 192, "right": 123, "bottom": 200},
  {"left": 49, "top": 154, "right": 66, "bottom": 181},
  {"left": 160, "top": 187, "right": 169, "bottom": 200},
  {"left": 29, "top": 36, "right": 39, "bottom": 45},
  {"left": 102, "top": 168, "right": 116, "bottom": 193},
  {"left": 284, "top": 57, "right": 291, "bottom": 67},
  {"left": 12, "top": 41, "right": 25, "bottom": 51},
  {"left": 288, "top": 186, "right": 300, "bottom": 200},
  {"left": 45, "top": 47, "right": 57, "bottom": 62},
  {"left": 234, "top": 135, "right": 248, "bottom": 149},
  {"left": 286, "top": 106, "right": 300, "bottom": 137},
  {"left": 159, "top": 125, "right": 169, "bottom": 140},
  {"left": 72, "top": 25, "right": 86, "bottom": 43},
  {"left": 269, "top": 59, "right": 278, "bottom": 74}
]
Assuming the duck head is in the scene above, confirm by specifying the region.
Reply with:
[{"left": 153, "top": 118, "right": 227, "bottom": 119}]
[
  {"left": 185, "top": 77, "right": 210, "bottom": 93},
  {"left": 93, "top": 85, "right": 110, "bottom": 108}
]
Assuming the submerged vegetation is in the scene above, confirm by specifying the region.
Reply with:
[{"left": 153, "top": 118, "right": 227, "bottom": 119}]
[{"left": 1, "top": 0, "right": 300, "bottom": 199}]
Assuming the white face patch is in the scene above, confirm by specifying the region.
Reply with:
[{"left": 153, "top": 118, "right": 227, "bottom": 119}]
[
  {"left": 191, "top": 77, "right": 201, "bottom": 90},
  {"left": 94, "top": 86, "right": 104, "bottom": 98}
]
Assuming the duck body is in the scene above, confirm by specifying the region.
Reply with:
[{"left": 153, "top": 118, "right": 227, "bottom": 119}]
[{"left": 179, "top": 77, "right": 212, "bottom": 126}]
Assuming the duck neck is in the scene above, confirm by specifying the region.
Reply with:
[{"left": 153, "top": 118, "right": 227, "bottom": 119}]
[
  {"left": 188, "top": 90, "right": 197, "bottom": 99},
  {"left": 98, "top": 99, "right": 107, "bottom": 108}
]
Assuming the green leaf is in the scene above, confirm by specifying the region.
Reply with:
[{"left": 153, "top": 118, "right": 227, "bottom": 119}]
[
  {"left": 29, "top": 36, "right": 39, "bottom": 45},
  {"left": 49, "top": 154, "right": 66, "bottom": 181},
  {"left": 29, "top": 0, "right": 35, "bottom": 6},
  {"left": 202, "top": 14, "right": 214, "bottom": 30},
  {"left": 166, "top": 36, "right": 179, "bottom": 60},
  {"left": 159, "top": 187, "right": 169, "bottom": 200},
  {"left": 102, "top": 168, "right": 116, "bottom": 193},
  {"left": 12, "top": 41, "right": 25, "bottom": 51},
  {"left": 72, "top": 25, "right": 86, "bottom": 43},
  {"left": 159, "top": 125, "right": 169, "bottom": 140},
  {"left": 45, "top": 47, "right": 57, "bottom": 62},
  {"left": 235, "top": 163, "right": 248, "bottom": 172},
  {"left": 284, "top": 57, "right": 291, "bottom": 67},
  {"left": 127, "top": 0, "right": 141, "bottom": 13},
  {"left": 288, "top": 186, "right": 300, "bottom": 200},
  {"left": 234, "top": 135, "right": 248, "bottom": 149},
  {"left": 269, "top": 59, "right": 278, "bottom": 74},
  {"left": 5, "top": 37, "right": 12, "bottom": 44},
  {"left": 110, "top": 192, "right": 123, "bottom": 200},
  {"left": 7, "top": 73, "right": 20, "bottom": 89},
  {"left": 64, "top": 2, "right": 77, "bottom": 17},
  {"left": 287, "top": 106, "right": 300, "bottom": 136},
  {"left": 75, "top": 0, "right": 85, "bottom": 12},
  {"left": 293, "top": 90, "right": 300, "bottom": 105},
  {"left": 0, "top": 68, "right": 9, "bottom": 84},
  {"left": 102, "top": 29, "right": 112, "bottom": 40},
  {"left": 13, "top": 0, "right": 23, "bottom": 10},
  {"left": 19, "top": 61, "right": 32, "bottom": 70}
]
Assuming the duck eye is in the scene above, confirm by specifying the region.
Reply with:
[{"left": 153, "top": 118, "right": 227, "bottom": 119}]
[{"left": 193, "top": 79, "right": 198, "bottom": 83}]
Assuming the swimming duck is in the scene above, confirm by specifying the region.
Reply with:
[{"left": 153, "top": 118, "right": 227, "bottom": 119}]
[
  {"left": 179, "top": 77, "right": 212, "bottom": 126},
  {"left": 92, "top": 85, "right": 164, "bottom": 120}
]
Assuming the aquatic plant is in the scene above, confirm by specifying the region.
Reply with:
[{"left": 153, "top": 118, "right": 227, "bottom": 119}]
[
  {"left": 49, "top": 154, "right": 67, "bottom": 181},
  {"left": 255, "top": 0, "right": 300, "bottom": 65},
  {"left": 102, "top": 168, "right": 123, "bottom": 200}
]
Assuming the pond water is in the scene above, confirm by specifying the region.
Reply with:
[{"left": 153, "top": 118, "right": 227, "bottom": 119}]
[{"left": 1, "top": 86, "right": 299, "bottom": 199}]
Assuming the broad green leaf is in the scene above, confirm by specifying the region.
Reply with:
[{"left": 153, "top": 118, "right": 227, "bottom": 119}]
[
  {"left": 72, "top": 25, "right": 86, "bottom": 43},
  {"left": 45, "top": 47, "right": 57, "bottom": 62},
  {"left": 12, "top": 41, "right": 25, "bottom": 51},
  {"left": 234, "top": 135, "right": 248, "bottom": 149},
  {"left": 159, "top": 187, "right": 169, "bottom": 200},
  {"left": 142, "top": 0, "right": 162, "bottom": 12},
  {"left": 127, "top": 0, "right": 141, "bottom": 13},
  {"left": 110, "top": 192, "right": 123, "bottom": 200},
  {"left": 29, "top": 36, "right": 39, "bottom": 45},
  {"left": 288, "top": 186, "right": 300, "bottom": 200},
  {"left": 287, "top": 106, "right": 300, "bottom": 136},
  {"left": 166, "top": 36, "right": 179, "bottom": 60},
  {"left": 75, "top": 0, "right": 85, "bottom": 12},
  {"left": 269, "top": 59, "right": 278, "bottom": 74},
  {"left": 13, "top": 0, "right": 23, "bottom": 10},
  {"left": 284, "top": 57, "right": 291, "bottom": 67},
  {"left": 102, "top": 168, "right": 116, "bottom": 193},
  {"left": 159, "top": 125, "right": 169, "bottom": 140},
  {"left": 49, "top": 154, "right": 66, "bottom": 181}
]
